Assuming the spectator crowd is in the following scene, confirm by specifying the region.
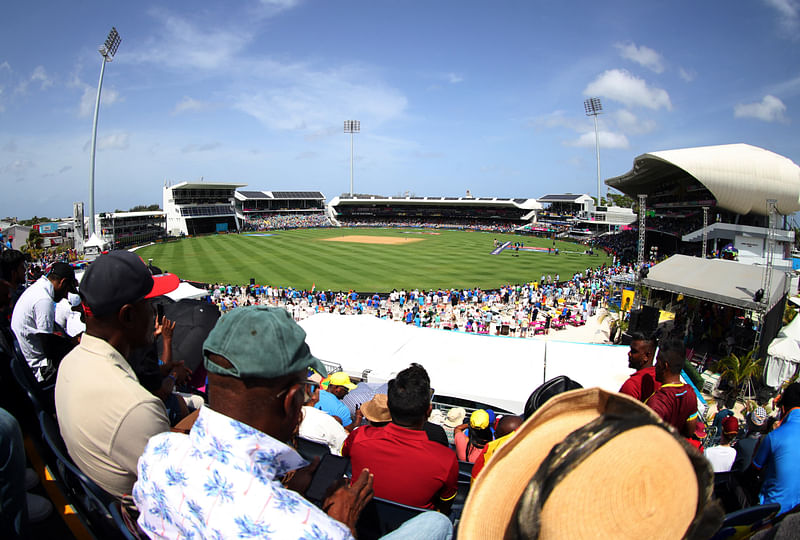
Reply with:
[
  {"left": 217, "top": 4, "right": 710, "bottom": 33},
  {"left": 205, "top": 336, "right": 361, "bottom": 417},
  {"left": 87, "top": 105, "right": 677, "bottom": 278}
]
[{"left": 2, "top": 236, "right": 800, "bottom": 539}]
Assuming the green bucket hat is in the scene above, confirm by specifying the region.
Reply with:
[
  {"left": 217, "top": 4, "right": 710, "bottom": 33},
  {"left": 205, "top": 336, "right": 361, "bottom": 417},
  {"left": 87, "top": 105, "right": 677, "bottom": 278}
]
[{"left": 203, "top": 306, "right": 327, "bottom": 379}]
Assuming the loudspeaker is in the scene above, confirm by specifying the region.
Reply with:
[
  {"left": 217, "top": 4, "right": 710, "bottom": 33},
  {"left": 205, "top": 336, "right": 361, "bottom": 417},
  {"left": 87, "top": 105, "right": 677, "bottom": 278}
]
[
  {"left": 628, "top": 309, "right": 641, "bottom": 334},
  {"left": 249, "top": 277, "right": 255, "bottom": 286}
]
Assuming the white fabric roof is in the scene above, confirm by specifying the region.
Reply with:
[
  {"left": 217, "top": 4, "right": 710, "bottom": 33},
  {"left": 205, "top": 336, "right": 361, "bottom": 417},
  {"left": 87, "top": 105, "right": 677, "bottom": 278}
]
[
  {"left": 165, "top": 282, "right": 209, "bottom": 301},
  {"left": 83, "top": 233, "right": 107, "bottom": 249},
  {"left": 607, "top": 143, "right": 800, "bottom": 215},
  {"left": 641, "top": 254, "right": 788, "bottom": 311},
  {"left": 299, "top": 313, "right": 631, "bottom": 414}
]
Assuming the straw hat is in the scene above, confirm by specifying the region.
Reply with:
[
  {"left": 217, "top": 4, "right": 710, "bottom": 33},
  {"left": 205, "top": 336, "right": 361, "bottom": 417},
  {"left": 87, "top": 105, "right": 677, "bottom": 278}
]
[
  {"left": 443, "top": 407, "right": 467, "bottom": 428},
  {"left": 459, "top": 388, "right": 721, "bottom": 540},
  {"left": 360, "top": 394, "right": 391, "bottom": 423}
]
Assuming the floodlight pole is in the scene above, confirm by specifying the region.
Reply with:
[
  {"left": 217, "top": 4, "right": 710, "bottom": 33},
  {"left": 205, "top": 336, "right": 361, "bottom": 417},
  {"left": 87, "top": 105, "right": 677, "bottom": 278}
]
[
  {"left": 344, "top": 120, "right": 360, "bottom": 197},
  {"left": 702, "top": 206, "right": 709, "bottom": 258},
  {"left": 88, "top": 27, "right": 121, "bottom": 237},
  {"left": 584, "top": 97, "right": 603, "bottom": 205}
]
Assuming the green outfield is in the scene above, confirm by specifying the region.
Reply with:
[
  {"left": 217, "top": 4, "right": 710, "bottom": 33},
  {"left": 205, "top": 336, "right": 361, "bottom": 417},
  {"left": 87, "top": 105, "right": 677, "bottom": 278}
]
[{"left": 134, "top": 228, "right": 611, "bottom": 291}]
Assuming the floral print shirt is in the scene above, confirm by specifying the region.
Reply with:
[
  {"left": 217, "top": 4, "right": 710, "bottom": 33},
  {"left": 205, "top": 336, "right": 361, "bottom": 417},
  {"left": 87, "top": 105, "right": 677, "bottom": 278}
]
[{"left": 133, "top": 406, "right": 354, "bottom": 539}]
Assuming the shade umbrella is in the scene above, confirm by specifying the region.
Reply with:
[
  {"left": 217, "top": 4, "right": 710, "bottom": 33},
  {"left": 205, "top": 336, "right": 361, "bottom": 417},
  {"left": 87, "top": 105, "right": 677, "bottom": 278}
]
[{"left": 157, "top": 299, "right": 220, "bottom": 388}]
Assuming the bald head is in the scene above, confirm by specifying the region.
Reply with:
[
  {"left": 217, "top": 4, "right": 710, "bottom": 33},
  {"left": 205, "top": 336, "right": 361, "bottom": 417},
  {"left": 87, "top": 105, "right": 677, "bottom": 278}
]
[
  {"left": 496, "top": 415, "right": 523, "bottom": 438},
  {"left": 206, "top": 353, "right": 306, "bottom": 443}
]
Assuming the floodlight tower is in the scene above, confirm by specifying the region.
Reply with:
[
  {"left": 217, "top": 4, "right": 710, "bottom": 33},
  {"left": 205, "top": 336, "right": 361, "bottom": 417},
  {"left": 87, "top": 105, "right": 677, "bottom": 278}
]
[
  {"left": 88, "top": 27, "right": 121, "bottom": 237},
  {"left": 344, "top": 120, "right": 360, "bottom": 197},
  {"left": 584, "top": 97, "right": 603, "bottom": 205}
]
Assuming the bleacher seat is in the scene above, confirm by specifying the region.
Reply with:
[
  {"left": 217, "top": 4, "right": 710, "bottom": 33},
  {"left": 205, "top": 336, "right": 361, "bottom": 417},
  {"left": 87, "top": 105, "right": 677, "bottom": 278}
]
[
  {"left": 710, "top": 503, "right": 781, "bottom": 540},
  {"left": 3, "top": 328, "right": 55, "bottom": 416},
  {"left": 38, "top": 410, "right": 125, "bottom": 539},
  {"left": 355, "top": 496, "right": 431, "bottom": 540}
]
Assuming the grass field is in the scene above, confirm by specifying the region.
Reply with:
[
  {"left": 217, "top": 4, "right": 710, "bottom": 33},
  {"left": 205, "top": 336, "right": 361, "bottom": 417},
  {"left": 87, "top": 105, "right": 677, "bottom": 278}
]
[{"left": 135, "top": 228, "right": 612, "bottom": 291}]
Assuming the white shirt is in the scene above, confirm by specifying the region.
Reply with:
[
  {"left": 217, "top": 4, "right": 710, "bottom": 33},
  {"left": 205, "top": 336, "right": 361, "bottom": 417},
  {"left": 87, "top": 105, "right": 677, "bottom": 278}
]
[
  {"left": 299, "top": 405, "right": 349, "bottom": 455},
  {"left": 55, "top": 297, "right": 85, "bottom": 338},
  {"left": 11, "top": 276, "right": 55, "bottom": 379},
  {"left": 134, "top": 406, "right": 353, "bottom": 540},
  {"left": 705, "top": 445, "right": 737, "bottom": 473}
]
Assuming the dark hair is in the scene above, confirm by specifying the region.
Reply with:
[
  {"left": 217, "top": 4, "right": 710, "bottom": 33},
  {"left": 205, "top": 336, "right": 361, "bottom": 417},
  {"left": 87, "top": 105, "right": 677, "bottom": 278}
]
[
  {"left": 658, "top": 338, "right": 685, "bottom": 375},
  {"left": 467, "top": 425, "right": 494, "bottom": 457},
  {"left": 388, "top": 364, "right": 431, "bottom": 425},
  {"left": 629, "top": 331, "right": 657, "bottom": 354},
  {"left": 524, "top": 376, "right": 583, "bottom": 420},
  {"left": 0, "top": 250, "right": 25, "bottom": 281},
  {"left": 781, "top": 382, "right": 800, "bottom": 411}
]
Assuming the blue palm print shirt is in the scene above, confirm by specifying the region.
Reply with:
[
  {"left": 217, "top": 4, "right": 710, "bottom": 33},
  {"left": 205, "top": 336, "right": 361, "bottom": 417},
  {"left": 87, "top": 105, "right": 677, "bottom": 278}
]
[{"left": 133, "top": 406, "right": 354, "bottom": 539}]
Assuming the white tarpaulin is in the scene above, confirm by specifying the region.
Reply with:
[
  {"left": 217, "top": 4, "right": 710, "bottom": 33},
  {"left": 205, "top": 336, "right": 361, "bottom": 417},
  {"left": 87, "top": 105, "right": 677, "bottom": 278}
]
[
  {"left": 778, "top": 314, "right": 800, "bottom": 340},
  {"left": 299, "top": 313, "right": 631, "bottom": 414},
  {"left": 166, "top": 282, "right": 209, "bottom": 301},
  {"left": 765, "top": 318, "right": 800, "bottom": 388}
]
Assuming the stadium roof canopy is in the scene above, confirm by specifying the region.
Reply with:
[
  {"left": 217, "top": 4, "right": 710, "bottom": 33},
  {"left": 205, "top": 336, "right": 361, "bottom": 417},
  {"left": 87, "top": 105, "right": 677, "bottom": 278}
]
[
  {"left": 329, "top": 195, "right": 542, "bottom": 210},
  {"left": 169, "top": 181, "right": 247, "bottom": 190},
  {"left": 235, "top": 190, "right": 325, "bottom": 201},
  {"left": 641, "top": 254, "right": 787, "bottom": 311},
  {"left": 606, "top": 143, "right": 800, "bottom": 216},
  {"left": 538, "top": 193, "right": 593, "bottom": 204}
]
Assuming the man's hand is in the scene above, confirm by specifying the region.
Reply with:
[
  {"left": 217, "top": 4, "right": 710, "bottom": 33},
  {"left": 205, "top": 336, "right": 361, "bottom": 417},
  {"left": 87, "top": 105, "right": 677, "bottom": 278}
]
[
  {"left": 284, "top": 457, "right": 320, "bottom": 495},
  {"left": 154, "top": 318, "right": 176, "bottom": 342},
  {"left": 322, "top": 468, "right": 374, "bottom": 534}
]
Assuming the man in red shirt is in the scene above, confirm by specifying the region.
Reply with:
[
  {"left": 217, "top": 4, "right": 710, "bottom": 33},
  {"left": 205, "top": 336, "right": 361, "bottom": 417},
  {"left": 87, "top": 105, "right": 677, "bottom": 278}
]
[
  {"left": 619, "top": 332, "right": 660, "bottom": 402},
  {"left": 646, "top": 338, "right": 698, "bottom": 438},
  {"left": 341, "top": 363, "right": 458, "bottom": 513}
]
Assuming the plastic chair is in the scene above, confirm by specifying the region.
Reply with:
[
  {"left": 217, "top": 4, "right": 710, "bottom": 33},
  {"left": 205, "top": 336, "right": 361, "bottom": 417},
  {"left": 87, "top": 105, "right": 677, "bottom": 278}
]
[
  {"left": 355, "top": 496, "right": 431, "bottom": 540},
  {"left": 108, "top": 500, "right": 140, "bottom": 540},
  {"left": 37, "top": 410, "right": 123, "bottom": 539},
  {"left": 710, "top": 503, "right": 782, "bottom": 540},
  {"left": 295, "top": 436, "right": 332, "bottom": 461},
  {"left": 457, "top": 460, "right": 474, "bottom": 480},
  {"left": 5, "top": 329, "right": 55, "bottom": 416}
]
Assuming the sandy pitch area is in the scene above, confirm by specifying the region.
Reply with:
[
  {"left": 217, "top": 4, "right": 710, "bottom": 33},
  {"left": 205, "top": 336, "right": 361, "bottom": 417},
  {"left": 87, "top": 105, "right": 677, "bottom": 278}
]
[{"left": 324, "top": 235, "right": 423, "bottom": 245}]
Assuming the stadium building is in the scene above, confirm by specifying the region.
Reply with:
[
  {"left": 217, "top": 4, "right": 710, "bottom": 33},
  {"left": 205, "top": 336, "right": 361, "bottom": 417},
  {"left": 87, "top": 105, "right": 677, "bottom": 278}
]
[
  {"left": 606, "top": 143, "right": 800, "bottom": 268},
  {"left": 97, "top": 211, "right": 166, "bottom": 249},
  {"left": 328, "top": 195, "right": 541, "bottom": 229},
  {"left": 234, "top": 190, "right": 326, "bottom": 221},
  {"left": 163, "top": 181, "right": 245, "bottom": 236}
]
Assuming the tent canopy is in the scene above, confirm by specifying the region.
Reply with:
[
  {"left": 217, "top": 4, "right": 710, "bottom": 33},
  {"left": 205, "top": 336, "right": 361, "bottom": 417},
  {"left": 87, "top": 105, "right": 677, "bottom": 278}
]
[
  {"left": 641, "top": 255, "right": 787, "bottom": 311},
  {"left": 166, "top": 282, "right": 209, "bottom": 301}
]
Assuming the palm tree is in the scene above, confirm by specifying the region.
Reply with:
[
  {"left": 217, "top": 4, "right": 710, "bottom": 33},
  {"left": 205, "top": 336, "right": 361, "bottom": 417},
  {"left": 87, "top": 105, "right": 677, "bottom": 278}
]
[{"left": 717, "top": 350, "right": 763, "bottom": 408}]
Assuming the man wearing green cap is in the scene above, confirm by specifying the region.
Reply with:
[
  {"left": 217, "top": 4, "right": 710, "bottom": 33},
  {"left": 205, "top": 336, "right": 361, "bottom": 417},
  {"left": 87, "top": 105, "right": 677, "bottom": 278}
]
[{"left": 133, "top": 306, "right": 452, "bottom": 539}]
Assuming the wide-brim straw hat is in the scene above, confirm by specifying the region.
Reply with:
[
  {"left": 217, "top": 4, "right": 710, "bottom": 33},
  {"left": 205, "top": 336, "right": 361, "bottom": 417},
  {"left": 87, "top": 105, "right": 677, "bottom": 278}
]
[
  {"left": 361, "top": 394, "right": 391, "bottom": 423},
  {"left": 459, "top": 388, "right": 721, "bottom": 540}
]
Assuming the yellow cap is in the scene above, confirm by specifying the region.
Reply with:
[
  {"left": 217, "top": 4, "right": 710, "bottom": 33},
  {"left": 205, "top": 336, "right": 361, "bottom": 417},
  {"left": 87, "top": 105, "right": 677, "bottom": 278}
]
[{"left": 470, "top": 409, "right": 490, "bottom": 430}]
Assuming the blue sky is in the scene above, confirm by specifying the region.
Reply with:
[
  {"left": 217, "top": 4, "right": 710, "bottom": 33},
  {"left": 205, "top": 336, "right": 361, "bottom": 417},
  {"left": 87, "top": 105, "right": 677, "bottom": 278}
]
[{"left": 2, "top": 0, "right": 799, "bottom": 219}]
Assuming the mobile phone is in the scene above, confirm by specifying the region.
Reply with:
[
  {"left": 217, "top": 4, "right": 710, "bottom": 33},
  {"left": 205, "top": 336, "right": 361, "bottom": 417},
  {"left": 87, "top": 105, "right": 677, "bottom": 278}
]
[
  {"left": 157, "top": 304, "right": 164, "bottom": 323},
  {"left": 305, "top": 454, "right": 350, "bottom": 506}
]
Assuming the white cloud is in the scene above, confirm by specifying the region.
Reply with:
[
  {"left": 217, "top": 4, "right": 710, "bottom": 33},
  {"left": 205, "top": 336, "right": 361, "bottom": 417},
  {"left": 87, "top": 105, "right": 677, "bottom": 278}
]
[
  {"left": 0, "top": 159, "right": 35, "bottom": 175},
  {"left": 181, "top": 142, "right": 221, "bottom": 153},
  {"left": 567, "top": 130, "right": 630, "bottom": 149},
  {"left": 446, "top": 72, "right": 463, "bottom": 84},
  {"left": 16, "top": 65, "right": 53, "bottom": 94},
  {"left": 678, "top": 67, "right": 695, "bottom": 82},
  {"left": 763, "top": 0, "right": 800, "bottom": 35},
  {"left": 734, "top": 94, "right": 788, "bottom": 122},
  {"left": 129, "top": 9, "right": 251, "bottom": 71},
  {"left": 172, "top": 97, "right": 212, "bottom": 115},
  {"left": 232, "top": 63, "right": 408, "bottom": 131},
  {"left": 31, "top": 66, "right": 52, "bottom": 89},
  {"left": 615, "top": 42, "right": 665, "bottom": 73},
  {"left": 0, "top": 61, "right": 10, "bottom": 72},
  {"left": 584, "top": 69, "right": 672, "bottom": 110},
  {"left": 613, "top": 109, "right": 656, "bottom": 135},
  {"left": 79, "top": 85, "right": 120, "bottom": 117}
]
